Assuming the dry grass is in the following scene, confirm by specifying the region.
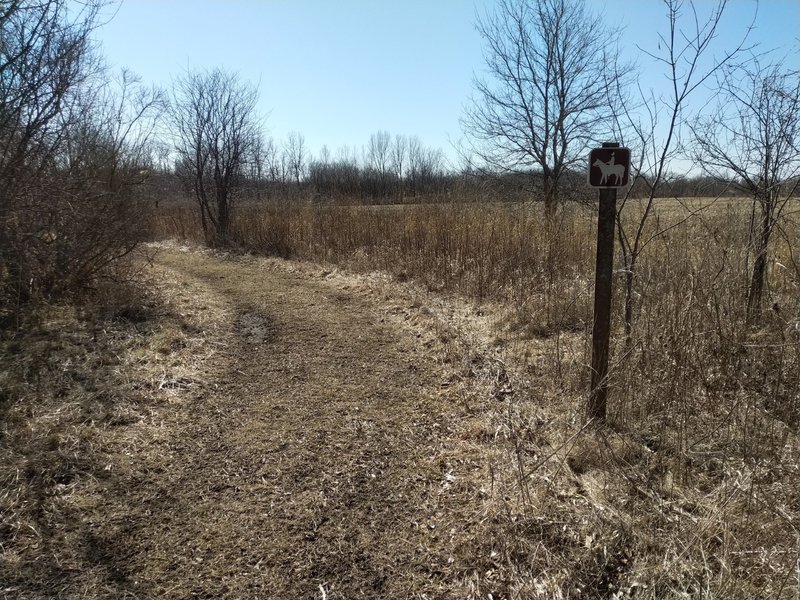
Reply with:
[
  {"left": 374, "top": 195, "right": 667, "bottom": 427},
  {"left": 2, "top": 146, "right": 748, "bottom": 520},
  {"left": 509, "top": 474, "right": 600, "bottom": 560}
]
[
  {"left": 0, "top": 263, "right": 229, "bottom": 598},
  {"left": 156, "top": 201, "right": 596, "bottom": 332},
  {"left": 151, "top": 196, "right": 800, "bottom": 597},
  {"left": 4, "top": 195, "right": 798, "bottom": 597}
]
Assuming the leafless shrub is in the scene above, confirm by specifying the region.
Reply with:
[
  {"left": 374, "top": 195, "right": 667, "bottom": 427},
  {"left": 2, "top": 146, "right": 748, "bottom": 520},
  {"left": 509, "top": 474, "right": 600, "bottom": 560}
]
[
  {"left": 610, "top": 0, "right": 754, "bottom": 340},
  {"left": 0, "top": 1, "right": 164, "bottom": 321},
  {"left": 171, "top": 68, "right": 261, "bottom": 244},
  {"left": 693, "top": 58, "right": 800, "bottom": 322}
]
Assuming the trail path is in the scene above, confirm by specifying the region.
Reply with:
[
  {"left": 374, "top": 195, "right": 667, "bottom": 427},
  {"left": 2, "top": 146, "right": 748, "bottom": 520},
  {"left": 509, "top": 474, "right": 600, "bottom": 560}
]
[{"left": 92, "top": 246, "right": 496, "bottom": 599}]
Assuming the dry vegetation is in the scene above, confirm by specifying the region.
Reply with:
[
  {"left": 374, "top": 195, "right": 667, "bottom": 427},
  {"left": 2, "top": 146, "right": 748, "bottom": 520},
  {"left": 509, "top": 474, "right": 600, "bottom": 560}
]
[
  {"left": 148, "top": 197, "right": 800, "bottom": 597},
  {"left": 5, "top": 185, "right": 800, "bottom": 598},
  {"left": 0, "top": 271, "right": 196, "bottom": 596},
  {"left": 3, "top": 0, "right": 800, "bottom": 597}
]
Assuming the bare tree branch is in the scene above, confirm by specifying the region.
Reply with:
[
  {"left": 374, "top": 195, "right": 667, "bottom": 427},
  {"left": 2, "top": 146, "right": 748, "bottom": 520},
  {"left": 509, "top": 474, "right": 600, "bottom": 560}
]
[
  {"left": 462, "top": 0, "right": 632, "bottom": 215},
  {"left": 692, "top": 57, "right": 800, "bottom": 320},
  {"left": 171, "top": 68, "right": 261, "bottom": 243}
]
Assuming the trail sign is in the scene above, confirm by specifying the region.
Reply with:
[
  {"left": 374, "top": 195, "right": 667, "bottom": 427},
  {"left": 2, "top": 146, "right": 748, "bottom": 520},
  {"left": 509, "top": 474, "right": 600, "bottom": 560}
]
[
  {"left": 587, "top": 141, "right": 624, "bottom": 424},
  {"left": 588, "top": 147, "right": 630, "bottom": 188}
]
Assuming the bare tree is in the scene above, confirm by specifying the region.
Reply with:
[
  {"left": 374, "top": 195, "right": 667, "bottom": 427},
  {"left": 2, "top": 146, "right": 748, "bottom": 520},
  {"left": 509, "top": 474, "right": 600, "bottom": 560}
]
[
  {"left": 611, "top": 0, "right": 752, "bottom": 338},
  {"left": 408, "top": 136, "right": 443, "bottom": 197},
  {"left": 693, "top": 59, "right": 800, "bottom": 321},
  {"left": 52, "top": 69, "right": 164, "bottom": 292},
  {"left": 261, "top": 136, "right": 282, "bottom": 184},
  {"left": 462, "top": 0, "right": 628, "bottom": 216},
  {"left": 0, "top": 0, "right": 100, "bottom": 197},
  {"left": 172, "top": 68, "right": 260, "bottom": 242},
  {"left": 390, "top": 134, "right": 407, "bottom": 181},
  {"left": 408, "top": 135, "right": 423, "bottom": 194},
  {"left": 244, "top": 132, "right": 275, "bottom": 200},
  {"left": 284, "top": 131, "right": 306, "bottom": 186},
  {"left": 367, "top": 130, "right": 391, "bottom": 179},
  {"left": 318, "top": 144, "right": 331, "bottom": 167},
  {"left": 390, "top": 134, "right": 408, "bottom": 198},
  {"left": 247, "top": 134, "right": 265, "bottom": 182}
]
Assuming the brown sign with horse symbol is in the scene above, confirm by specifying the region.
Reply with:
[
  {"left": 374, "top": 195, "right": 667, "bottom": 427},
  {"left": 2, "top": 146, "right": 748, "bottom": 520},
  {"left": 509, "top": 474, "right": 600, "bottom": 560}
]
[{"left": 587, "top": 147, "right": 631, "bottom": 188}]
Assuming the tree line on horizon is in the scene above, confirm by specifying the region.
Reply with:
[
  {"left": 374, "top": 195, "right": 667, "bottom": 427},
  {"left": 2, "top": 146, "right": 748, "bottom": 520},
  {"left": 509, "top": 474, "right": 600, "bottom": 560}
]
[{"left": 1, "top": 0, "right": 799, "bottom": 325}]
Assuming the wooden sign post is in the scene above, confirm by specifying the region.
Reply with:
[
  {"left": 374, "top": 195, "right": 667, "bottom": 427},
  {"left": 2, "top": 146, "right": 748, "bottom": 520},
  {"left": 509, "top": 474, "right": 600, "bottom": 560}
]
[{"left": 587, "top": 143, "right": 630, "bottom": 423}]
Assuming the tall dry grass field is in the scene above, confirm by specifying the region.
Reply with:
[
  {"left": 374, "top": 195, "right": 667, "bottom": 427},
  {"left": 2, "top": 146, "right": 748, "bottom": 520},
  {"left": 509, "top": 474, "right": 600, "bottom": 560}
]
[{"left": 153, "top": 197, "right": 800, "bottom": 597}]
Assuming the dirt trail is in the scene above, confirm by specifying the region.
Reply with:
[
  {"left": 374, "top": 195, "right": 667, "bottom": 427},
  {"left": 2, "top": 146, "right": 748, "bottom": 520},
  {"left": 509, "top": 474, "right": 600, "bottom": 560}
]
[{"left": 79, "top": 246, "right": 496, "bottom": 599}]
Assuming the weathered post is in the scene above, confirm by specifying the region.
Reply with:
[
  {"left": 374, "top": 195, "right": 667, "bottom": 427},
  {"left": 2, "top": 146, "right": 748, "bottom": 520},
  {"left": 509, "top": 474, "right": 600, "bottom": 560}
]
[{"left": 587, "top": 143, "right": 630, "bottom": 423}]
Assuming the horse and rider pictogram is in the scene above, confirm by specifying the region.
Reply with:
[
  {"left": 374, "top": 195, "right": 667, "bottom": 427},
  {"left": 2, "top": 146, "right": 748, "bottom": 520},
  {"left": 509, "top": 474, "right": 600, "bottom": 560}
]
[{"left": 587, "top": 147, "right": 631, "bottom": 188}]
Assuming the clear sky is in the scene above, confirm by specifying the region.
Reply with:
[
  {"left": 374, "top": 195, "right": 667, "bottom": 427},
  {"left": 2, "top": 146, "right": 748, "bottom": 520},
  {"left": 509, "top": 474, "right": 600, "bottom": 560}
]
[{"left": 93, "top": 0, "right": 800, "bottom": 167}]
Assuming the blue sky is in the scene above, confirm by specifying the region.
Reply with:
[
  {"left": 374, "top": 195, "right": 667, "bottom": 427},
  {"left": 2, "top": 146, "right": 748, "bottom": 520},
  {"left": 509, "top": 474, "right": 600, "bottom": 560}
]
[{"left": 94, "top": 1, "right": 799, "bottom": 167}]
